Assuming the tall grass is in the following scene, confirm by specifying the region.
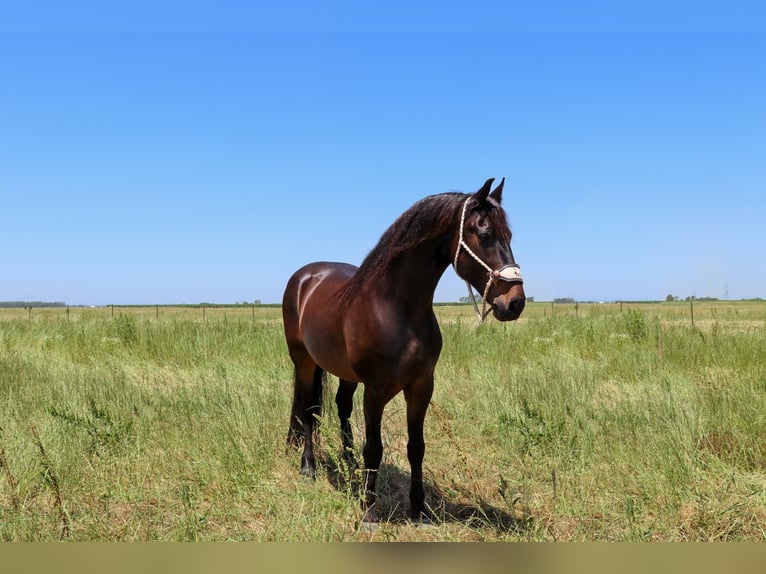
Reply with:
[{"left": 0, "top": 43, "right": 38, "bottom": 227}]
[{"left": 0, "top": 303, "right": 764, "bottom": 540}]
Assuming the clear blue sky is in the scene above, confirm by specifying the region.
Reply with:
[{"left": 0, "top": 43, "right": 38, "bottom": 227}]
[{"left": 2, "top": 3, "right": 765, "bottom": 305}]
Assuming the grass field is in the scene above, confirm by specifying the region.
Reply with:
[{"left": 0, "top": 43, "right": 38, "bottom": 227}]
[{"left": 1, "top": 301, "right": 764, "bottom": 541}]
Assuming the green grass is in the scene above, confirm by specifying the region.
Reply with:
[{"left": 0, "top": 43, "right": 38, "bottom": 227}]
[{"left": 0, "top": 302, "right": 764, "bottom": 540}]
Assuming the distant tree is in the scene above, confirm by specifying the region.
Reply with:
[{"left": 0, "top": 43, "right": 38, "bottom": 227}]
[{"left": 665, "top": 294, "right": 677, "bottom": 302}]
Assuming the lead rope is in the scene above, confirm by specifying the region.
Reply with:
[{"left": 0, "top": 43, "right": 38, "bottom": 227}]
[{"left": 452, "top": 198, "right": 497, "bottom": 323}]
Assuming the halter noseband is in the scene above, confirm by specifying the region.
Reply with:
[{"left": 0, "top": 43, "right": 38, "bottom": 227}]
[{"left": 452, "top": 197, "right": 524, "bottom": 322}]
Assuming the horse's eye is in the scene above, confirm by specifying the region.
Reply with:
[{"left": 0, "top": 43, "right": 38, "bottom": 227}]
[{"left": 478, "top": 232, "right": 493, "bottom": 245}]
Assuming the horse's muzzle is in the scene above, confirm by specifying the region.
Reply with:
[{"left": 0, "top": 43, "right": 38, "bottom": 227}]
[{"left": 492, "top": 295, "right": 526, "bottom": 321}]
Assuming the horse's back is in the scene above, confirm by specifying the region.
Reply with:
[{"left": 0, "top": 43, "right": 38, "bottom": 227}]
[{"left": 282, "top": 261, "right": 357, "bottom": 315}]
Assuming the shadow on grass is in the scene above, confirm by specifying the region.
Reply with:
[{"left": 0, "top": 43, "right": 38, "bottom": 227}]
[{"left": 322, "top": 455, "right": 535, "bottom": 536}]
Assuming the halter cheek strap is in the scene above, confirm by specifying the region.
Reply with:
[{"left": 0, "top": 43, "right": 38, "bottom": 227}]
[{"left": 452, "top": 198, "right": 524, "bottom": 322}]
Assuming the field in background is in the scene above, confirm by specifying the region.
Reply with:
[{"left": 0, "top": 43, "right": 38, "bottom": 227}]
[
  {"left": 1, "top": 301, "right": 764, "bottom": 540},
  {"left": 8, "top": 299, "right": 766, "bottom": 326}
]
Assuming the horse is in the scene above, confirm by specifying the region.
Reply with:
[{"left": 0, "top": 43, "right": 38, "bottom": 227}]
[{"left": 281, "top": 177, "right": 525, "bottom": 524}]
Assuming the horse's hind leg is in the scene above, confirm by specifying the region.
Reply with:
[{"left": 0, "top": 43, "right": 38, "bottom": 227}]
[
  {"left": 287, "top": 369, "right": 304, "bottom": 447},
  {"left": 287, "top": 357, "right": 324, "bottom": 479},
  {"left": 335, "top": 379, "right": 359, "bottom": 468}
]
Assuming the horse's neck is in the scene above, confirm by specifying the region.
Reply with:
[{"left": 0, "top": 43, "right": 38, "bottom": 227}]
[{"left": 372, "top": 235, "right": 452, "bottom": 314}]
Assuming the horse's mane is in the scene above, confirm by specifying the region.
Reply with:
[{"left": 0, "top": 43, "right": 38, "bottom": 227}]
[{"left": 338, "top": 192, "right": 466, "bottom": 304}]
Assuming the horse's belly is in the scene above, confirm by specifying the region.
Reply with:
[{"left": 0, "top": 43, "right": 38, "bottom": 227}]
[{"left": 302, "top": 323, "right": 361, "bottom": 382}]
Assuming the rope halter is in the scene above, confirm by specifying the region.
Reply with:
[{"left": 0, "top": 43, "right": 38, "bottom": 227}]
[{"left": 452, "top": 197, "right": 524, "bottom": 322}]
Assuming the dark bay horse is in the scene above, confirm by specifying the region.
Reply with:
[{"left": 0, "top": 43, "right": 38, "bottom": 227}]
[{"left": 282, "top": 178, "right": 525, "bottom": 523}]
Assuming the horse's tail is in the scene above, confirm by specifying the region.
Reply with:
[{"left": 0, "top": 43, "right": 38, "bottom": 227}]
[{"left": 286, "top": 364, "right": 326, "bottom": 447}]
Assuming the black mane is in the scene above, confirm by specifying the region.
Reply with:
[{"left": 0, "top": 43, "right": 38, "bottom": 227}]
[{"left": 338, "top": 192, "right": 466, "bottom": 303}]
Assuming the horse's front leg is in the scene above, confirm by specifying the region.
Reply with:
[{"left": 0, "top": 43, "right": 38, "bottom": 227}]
[
  {"left": 404, "top": 377, "right": 434, "bottom": 522},
  {"left": 336, "top": 379, "right": 359, "bottom": 469},
  {"left": 361, "top": 389, "right": 385, "bottom": 523}
]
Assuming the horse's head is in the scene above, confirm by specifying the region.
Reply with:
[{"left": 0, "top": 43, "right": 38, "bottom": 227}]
[{"left": 452, "top": 178, "right": 526, "bottom": 322}]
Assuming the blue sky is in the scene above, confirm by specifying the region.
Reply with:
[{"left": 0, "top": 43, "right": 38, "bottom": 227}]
[{"left": 2, "top": 3, "right": 765, "bottom": 305}]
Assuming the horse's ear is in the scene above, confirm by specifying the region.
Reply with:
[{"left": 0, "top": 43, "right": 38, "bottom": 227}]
[
  {"left": 470, "top": 178, "right": 494, "bottom": 206},
  {"left": 489, "top": 177, "right": 505, "bottom": 203}
]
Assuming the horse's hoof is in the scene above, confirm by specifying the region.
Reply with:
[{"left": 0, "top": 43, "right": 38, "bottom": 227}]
[
  {"left": 360, "top": 506, "right": 380, "bottom": 532},
  {"left": 361, "top": 520, "right": 381, "bottom": 533},
  {"left": 299, "top": 467, "right": 316, "bottom": 480},
  {"left": 415, "top": 517, "right": 436, "bottom": 530},
  {"left": 411, "top": 509, "right": 437, "bottom": 528}
]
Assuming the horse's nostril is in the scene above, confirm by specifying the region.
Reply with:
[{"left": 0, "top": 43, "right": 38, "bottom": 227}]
[
  {"left": 504, "top": 297, "right": 525, "bottom": 319},
  {"left": 512, "top": 297, "right": 526, "bottom": 314},
  {"left": 493, "top": 296, "right": 525, "bottom": 321}
]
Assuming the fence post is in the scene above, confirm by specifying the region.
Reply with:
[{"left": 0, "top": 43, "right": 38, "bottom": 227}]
[{"left": 690, "top": 297, "right": 695, "bottom": 327}]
